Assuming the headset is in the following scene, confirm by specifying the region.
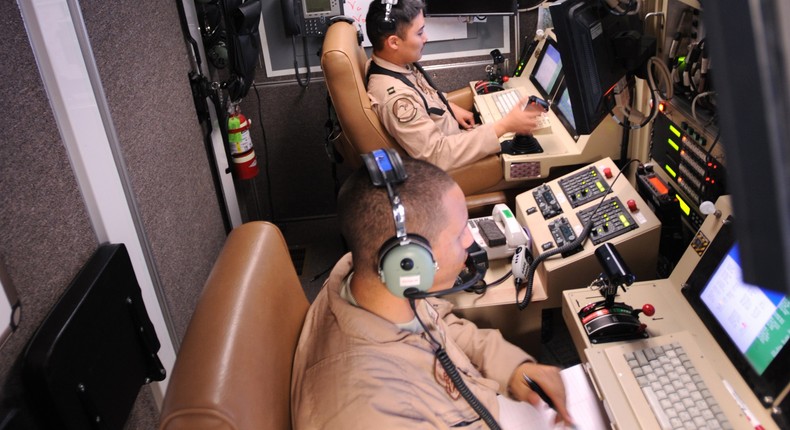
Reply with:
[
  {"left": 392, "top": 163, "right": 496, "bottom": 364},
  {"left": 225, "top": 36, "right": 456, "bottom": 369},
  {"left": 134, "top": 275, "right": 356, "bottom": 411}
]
[
  {"left": 362, "top": 149, "right": 489, "bottom": 299},
  {"left": 362, "top": 149, "right": 437, "bottom": 298},
  {"left": 378, "top": 0, "right": 399, "bottom": 32}
]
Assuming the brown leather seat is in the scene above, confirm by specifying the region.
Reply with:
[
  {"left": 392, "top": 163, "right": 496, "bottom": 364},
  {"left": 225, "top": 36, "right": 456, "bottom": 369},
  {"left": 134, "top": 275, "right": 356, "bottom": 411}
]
[
  {"left": 159, "top": 222, "right": 308, "bottom": 430},
  {"left": 321, "top": 20, "right": 507, "bottom": 209}
]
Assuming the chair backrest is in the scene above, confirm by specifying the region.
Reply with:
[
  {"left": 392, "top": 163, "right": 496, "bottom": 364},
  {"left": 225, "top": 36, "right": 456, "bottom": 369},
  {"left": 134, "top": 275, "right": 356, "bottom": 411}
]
[
  {"left": 320, "top": 21, "right": 509, "bottom": 199},
  {"left": 159, "top": 221, "right": 308, "bottom": 430},
  {"left": 321, "top": 20, "right": 404, "bottom": 169}
]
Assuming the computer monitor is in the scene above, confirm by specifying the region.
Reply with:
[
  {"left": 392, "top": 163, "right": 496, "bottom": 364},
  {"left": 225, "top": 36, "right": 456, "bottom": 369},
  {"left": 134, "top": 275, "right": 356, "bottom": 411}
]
[
  {"left": 548, "top": 0, "right": 652, "bottom": 135},
  {"left": 423, "top": 0, "right": 517, "bottom": 17},
  {"left": 529, "top": 38, "right": 563, "bottom": 101},
  {"left": 683, "top": 221, "right": 790, "bottom": 406}
]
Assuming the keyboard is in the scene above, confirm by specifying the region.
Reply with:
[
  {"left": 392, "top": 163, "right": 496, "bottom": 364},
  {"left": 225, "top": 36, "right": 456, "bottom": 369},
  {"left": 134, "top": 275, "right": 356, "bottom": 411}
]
[
  {"left": 625, "top": 342, "right": 733, "bottom": 430},
  {"left": 474, "top": 87, "right": 552, "bottom": 139}
]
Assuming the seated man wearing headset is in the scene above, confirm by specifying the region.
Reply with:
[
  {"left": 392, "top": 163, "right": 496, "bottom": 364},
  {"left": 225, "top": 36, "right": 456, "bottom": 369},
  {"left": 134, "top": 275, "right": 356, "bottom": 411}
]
[
  {"left": 365, "top": 0, "right": 545, "bottom": 171},
  {"left": 291, "top": 150, "right": 573, "bottom": 429}
]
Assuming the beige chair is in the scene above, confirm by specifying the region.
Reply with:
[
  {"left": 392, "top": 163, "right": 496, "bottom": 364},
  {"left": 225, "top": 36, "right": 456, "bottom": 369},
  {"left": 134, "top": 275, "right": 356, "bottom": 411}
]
[
  {"left": 321, "top": 20, "right": 508, "bottom": 209},
  {"left": 159, "top": 222, "right": 308, "bottom": 430}
]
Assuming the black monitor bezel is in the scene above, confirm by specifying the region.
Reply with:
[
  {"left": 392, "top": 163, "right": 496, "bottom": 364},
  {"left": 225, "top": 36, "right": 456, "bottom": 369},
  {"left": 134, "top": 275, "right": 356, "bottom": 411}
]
[
  {"left": 682, "top": 219, "right": 790, "bottom": 406},
  {"left": 549, "top": 0, "right": 629, "bottom": 135},
  {"left": 423, "top": 0, "right": 517, "bottom": 17},
  {"left": 528, "top": 37, "right": 563, "bottom": 101}
]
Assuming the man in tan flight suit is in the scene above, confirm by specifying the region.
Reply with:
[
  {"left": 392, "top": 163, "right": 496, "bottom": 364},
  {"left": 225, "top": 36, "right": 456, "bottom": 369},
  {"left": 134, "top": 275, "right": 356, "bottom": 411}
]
[{"left": 365, "top": 0, "right": 545, "bottom": 171}]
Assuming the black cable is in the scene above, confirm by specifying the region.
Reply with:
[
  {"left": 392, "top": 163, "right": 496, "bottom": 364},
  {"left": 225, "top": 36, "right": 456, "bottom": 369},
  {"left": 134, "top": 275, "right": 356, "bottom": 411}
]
[
  {"left": 516, "top": 159, "right": 643, "bottom": 310},
  {"left": 292, "top": 35, "right": 311, "bottom": 88},
  {"left": 408, "top": 299, "right": 501, "bottom": 430},
  {"left": 487, "top": 271, "right": 513, "bottom": 288},
  {"left": 253, "top": 84, "right": 276, "bottom": 222}
]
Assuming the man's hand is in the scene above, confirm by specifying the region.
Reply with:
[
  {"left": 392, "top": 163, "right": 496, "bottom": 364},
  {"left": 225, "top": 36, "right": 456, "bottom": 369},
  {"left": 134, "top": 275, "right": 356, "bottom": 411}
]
[
  {"left": 449, "top": 102, "right": 476, "bottom": 130},
  {"left": 493, "top": 96, "right": 546, "bottom": 137},
  {"left": 508, "top": 361, "right": 573, "bottom": 425}
]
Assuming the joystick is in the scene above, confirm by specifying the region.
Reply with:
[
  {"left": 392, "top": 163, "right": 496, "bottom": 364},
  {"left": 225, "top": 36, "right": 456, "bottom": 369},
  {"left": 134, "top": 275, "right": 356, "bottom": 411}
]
[
  {"left": 502, "top": 134, "right": 543, "bottom": 155},
  {"left": 577, "top": 243, "right": 655, "bottom": 343}
]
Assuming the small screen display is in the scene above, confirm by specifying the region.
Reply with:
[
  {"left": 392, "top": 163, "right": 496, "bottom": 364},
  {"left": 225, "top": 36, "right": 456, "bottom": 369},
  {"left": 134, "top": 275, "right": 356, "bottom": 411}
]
[
  {"left": 555, "top": 87, "right": 576, "bottom": 130},
  {"left": 305, "top": 0, "right": 332, "bottom": 13},
  {"left": 700, "top": 244, "right": 790, "bottom": 375},
  {"left": 532, "top": 43, "right": 563, "bottom": 98}
]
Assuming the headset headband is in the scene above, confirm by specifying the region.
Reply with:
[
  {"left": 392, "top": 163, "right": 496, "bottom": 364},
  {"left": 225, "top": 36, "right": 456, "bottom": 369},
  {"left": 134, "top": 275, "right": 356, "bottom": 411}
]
[{"left": 362, "top": 149, "right": 409, "bottom": 242}]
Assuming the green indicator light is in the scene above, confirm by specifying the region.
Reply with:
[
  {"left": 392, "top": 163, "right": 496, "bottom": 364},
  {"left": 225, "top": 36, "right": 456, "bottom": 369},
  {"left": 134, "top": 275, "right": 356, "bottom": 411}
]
[
  {"left": 667, "top": 138, "right": 679, "bottom": 151},
  {"left": 503, "top": 209, "right": 513, "bottom": 218},
  {"left": 596, "top": 181, "right": 605, "bottom": 192},
  {"left": 676, "top": 195, "right": 691, "bottom": 216},
  {"left": 619, "top": 214, "right": 630, "bottom": 227},
  {"left": 669, "top": 125, "right": 681, "bottom": 138},
  {"left": 664, "top": 165, "right": 677, "bottom": 178}
]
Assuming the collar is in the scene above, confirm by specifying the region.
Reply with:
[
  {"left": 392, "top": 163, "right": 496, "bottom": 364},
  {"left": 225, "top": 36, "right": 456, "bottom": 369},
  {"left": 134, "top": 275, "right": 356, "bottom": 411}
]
[{"left": 371, "top": 54, "right": 413, "bottom": 75}]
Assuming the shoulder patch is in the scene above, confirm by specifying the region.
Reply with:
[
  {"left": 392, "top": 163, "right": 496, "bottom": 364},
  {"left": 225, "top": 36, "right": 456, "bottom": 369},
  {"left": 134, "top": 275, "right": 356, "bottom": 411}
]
[
  {"left": 387, "top": 87, "right": 395, "bottom": 95},
  {"left": 392, "top": 97, "right": 418, "bottom": 123}
]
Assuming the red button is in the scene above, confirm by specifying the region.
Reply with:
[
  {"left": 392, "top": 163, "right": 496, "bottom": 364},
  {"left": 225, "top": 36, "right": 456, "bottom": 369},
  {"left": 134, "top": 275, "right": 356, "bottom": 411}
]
[
  {"left": 603, "top": 167, "right": 612, "bottom": 179},
  {"left": 627, "top": 199, "right": 637, "bottom": 212}
]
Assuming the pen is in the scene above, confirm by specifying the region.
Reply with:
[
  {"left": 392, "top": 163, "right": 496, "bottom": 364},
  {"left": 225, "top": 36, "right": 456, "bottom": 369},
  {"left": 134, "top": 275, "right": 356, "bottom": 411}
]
[
  {"left": 722, "top": 379, "right": 764, "bottom": 430},
  {"left": 522, "top": 373, "right": 555, "bottom": 410}
]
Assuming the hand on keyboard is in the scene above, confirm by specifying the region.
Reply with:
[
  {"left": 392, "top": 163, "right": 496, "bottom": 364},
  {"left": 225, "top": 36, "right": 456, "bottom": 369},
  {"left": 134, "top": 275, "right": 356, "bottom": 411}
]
[{"left": 494, "top": 97, "right": 548, "bottom": 138}]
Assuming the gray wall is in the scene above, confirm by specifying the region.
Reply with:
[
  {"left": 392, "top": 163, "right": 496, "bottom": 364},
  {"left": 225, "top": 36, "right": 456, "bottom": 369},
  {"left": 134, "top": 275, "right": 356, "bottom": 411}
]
[{"left": 0, "top": 1, "right": 226, "bottom": 428}]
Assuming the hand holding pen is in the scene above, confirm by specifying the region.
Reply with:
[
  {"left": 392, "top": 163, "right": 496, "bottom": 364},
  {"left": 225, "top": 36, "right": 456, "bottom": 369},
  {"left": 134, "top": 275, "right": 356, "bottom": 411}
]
[{"left": 509, "top": 362, "right": 574, "bottom": 426}]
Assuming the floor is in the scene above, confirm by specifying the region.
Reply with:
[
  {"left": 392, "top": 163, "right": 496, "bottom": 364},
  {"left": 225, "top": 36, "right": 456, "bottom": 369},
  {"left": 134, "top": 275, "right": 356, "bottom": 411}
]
[{"left": 279, "top": 216, "right": 580, "bottom": 368}]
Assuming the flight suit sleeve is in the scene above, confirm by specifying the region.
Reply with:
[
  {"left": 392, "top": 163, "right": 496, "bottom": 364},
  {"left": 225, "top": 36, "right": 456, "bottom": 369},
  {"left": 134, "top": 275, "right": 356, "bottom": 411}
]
[
  {"left": 432, "top": 299, "right": 534, "bottom": 396},
  {"left": 372, "top": 86, "right": 501, "bottom": 171}
]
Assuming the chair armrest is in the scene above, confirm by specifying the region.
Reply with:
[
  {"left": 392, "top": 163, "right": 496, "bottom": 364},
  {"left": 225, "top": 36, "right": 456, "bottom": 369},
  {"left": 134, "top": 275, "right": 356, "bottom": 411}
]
[
  {"left": 448, "top": 155, "right": 504, "bottom": 196},
  {"left": 159, "top": 222, "right": 308, "bottom": 430},
  {"left": 447, "top": 87, "right": 475, "bottom": 111}
]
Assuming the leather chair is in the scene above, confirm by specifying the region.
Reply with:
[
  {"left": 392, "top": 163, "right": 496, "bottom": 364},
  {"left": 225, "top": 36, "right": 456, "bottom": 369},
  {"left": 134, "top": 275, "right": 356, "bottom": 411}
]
[
  {"left": 321, "top": 20, "right": 508, "bottom": 209},
  {"left": 159, "top": 222, "right": 308, "bottom": 430}
]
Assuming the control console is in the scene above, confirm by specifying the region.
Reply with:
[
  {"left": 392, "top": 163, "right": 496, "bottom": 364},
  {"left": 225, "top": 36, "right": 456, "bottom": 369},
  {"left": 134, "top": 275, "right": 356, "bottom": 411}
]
[{"left": 514, "top": 157, "right": 662, "bottom": 308}]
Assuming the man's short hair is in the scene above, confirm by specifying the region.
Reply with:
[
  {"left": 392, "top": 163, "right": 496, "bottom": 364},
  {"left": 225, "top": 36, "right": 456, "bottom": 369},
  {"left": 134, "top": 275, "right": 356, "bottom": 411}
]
[
  {"left": 365, "top": 0, "right": 425, "bottom": 52},
  {"left": 338, "top": 156, "right": 457, "bottom": 275}
]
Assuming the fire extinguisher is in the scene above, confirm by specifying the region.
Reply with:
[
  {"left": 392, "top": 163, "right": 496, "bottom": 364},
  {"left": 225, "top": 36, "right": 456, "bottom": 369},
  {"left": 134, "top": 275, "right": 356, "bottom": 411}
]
[{"left": 227, "top": 104, "right": 259, "bottom": 180}]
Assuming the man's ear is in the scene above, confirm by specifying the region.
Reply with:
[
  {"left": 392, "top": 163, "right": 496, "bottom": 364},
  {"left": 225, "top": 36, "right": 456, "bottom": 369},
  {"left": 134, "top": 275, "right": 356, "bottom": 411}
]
[{"left": 385, "top": 34, "right": 400, "bottom": 51}]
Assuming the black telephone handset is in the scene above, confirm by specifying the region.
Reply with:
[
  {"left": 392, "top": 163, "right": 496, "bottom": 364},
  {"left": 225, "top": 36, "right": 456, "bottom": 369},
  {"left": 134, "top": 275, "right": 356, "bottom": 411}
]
[{"left": 281, "top": 0, "right": 302, "bottom": 36}]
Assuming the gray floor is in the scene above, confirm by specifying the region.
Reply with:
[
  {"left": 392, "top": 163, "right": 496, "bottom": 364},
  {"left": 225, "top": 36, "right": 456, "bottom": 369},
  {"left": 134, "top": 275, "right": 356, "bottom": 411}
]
[{"left": 279, "top": 216, "right": 580, "bottom": 368}]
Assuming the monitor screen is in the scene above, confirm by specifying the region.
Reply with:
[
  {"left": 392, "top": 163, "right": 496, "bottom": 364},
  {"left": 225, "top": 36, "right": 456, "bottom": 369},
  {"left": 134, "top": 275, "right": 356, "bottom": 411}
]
[
  {"left": 683, "top": 221, "right": 790, "bottom": 405},
  {"left": 529, "top": 38, "right": 564, "bottom": 101},
  {"left": 424, "top": 0, "right": 517, "bottom": 17},
  {"left": 552, "top": 86, "right": 578, "bottom": 140},
  {"left": 700, "top": 244, "right": 790, "bottom": 376}
]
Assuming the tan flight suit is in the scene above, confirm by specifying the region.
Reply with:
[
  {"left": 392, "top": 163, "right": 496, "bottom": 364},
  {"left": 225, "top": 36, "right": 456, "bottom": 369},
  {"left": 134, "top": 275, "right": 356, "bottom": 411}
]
[{"left": 367, "top": 55, "right": 501, "bottom": 171}]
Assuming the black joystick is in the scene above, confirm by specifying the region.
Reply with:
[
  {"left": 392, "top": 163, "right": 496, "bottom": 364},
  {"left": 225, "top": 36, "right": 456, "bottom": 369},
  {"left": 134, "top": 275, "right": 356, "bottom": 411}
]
[{"left": 500, "top": 134, "right": 543, "bottom": 155}]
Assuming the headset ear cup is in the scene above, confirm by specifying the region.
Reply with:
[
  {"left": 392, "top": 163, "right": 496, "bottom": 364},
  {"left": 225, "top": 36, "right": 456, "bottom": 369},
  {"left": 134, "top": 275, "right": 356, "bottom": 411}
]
[{"left": 378, "top": 235, "right": 436, "bottom": 297}]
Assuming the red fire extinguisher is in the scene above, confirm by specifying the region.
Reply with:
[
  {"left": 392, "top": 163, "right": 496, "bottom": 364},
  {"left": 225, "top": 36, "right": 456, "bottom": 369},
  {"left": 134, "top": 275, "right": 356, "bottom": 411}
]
[{"left": 227, "top": 105, "right": 259, "bottom": 180}]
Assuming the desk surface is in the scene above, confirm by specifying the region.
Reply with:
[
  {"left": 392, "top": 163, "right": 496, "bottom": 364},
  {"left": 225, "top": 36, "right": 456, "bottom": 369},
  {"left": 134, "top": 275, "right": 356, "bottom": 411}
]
[{"left": 446, "top": 257, "right": 547, "bottom": 309}]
